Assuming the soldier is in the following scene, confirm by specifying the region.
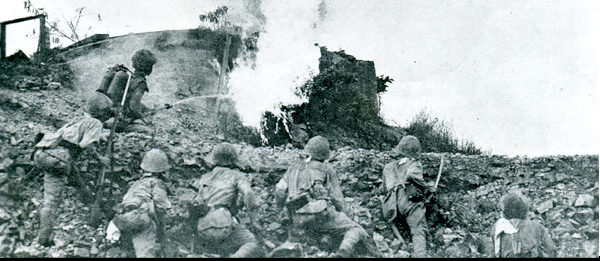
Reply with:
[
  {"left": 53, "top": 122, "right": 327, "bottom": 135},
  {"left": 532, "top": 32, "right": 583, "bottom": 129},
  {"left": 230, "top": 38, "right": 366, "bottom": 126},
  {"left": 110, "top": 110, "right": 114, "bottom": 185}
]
[
  {"left": 187, "top": 143, "right": 262, "bottom": 257},
  {"left": 491, "top": 192, "right": 557, "bottom": 257},
  {"left": 381, "top": 135, "right": 434, "bottom": 257},
  {"left": 98, "top": 49, "right": 157, "bottom": 133},
  {"left": 111, "top": 149, "right": 172, "bottom": 257},
  {"left": 33, "top": 101, "right": 112, "bottom": 246},
  {"left": 274, "top": 136, "right": 379, "bottom": 257}
]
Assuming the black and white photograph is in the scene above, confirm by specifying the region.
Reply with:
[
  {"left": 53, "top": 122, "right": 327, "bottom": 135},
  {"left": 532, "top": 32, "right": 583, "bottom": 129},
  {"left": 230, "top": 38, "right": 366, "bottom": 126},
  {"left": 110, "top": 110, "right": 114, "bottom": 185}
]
[{"left": 0, "top": 0, "right": 598, "bottom": 258}]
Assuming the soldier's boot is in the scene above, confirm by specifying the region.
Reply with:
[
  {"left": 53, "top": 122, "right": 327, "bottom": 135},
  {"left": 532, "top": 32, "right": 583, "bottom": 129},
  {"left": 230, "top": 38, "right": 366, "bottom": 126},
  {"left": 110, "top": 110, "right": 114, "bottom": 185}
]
[
  {"left": 335, "top": 227, "right": 364, "bottom": 257},
  {"left": 230, "top": 242, "right": 261, "bottom": 258},
  {"left": 37, "top": 172, "right": 63, "bottom": 246}
]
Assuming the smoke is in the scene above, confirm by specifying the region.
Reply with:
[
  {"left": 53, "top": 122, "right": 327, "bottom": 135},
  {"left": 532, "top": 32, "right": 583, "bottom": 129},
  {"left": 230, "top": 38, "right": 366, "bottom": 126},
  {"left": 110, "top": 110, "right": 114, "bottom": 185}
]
[{"left": 228, "top": 0, "right": 326, "bottom": 127}]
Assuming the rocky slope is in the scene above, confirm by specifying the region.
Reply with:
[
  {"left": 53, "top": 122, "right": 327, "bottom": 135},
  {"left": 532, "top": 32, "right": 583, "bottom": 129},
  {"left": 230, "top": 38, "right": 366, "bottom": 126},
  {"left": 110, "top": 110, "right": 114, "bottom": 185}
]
[{"left": 0, "top": 80, "right": 597, "bottom": 257}]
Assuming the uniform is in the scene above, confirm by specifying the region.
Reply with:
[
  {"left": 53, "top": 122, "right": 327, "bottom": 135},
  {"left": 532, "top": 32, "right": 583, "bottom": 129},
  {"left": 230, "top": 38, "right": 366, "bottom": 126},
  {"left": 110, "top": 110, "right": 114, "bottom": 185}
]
[
  {"left": 34, "top": 116, "right": 107, "bottom": 246},
  {"left": 189, "top": 167, "right": 262, "bottom": 257}
]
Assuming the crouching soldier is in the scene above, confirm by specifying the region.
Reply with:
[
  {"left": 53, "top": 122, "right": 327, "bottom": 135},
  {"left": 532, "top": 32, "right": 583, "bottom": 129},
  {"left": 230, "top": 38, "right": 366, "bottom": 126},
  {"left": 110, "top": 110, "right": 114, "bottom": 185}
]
[
  {"left": 111, "top": 149, "right": 172, "bottom": 257},
  {"left": 187, "top": 143, "right": 263, "bottom": 257},
  {"left": 274, "top": 136, "right": 379, "bottom": 258},
  {"left": 381, "top": 135, "right": 435, "bottom": 257},
  {"left": 97, "top": 49, "right": 157, "bottom": 133},
  {"left": 33, "top": 101, "right": 112, "bottom": 246},
  {"left": 492, "top": 192, "right": 557, "bottom": 257}
]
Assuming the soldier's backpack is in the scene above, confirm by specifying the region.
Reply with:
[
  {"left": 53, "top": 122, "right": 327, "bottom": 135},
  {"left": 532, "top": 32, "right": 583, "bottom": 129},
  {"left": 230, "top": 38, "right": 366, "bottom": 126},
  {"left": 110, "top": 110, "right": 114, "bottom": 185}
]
[
  {"left": 112, "top": 207, "right": 153, "bottom": 234},
  {"left": 196, "top": 207, "right": 235, "bottom": 241},
  {"left": 96, "top": 64, "right": 130, "bottom": 104},
  {"left": 289, "top": 168, "right": 331, "bottom": 228},
  {"left": 498, "top": 220, "right": 542, "bottom": 258}
]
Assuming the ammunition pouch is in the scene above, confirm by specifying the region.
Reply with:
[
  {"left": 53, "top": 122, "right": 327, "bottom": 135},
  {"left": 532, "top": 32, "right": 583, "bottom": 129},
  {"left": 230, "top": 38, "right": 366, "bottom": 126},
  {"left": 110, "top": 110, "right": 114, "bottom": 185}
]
[
  {"left": 113, "top": 207, "right": 152, "bottom": 234},
  {"left": 285, "top": 193, "right": 310, "bottom": 214}
]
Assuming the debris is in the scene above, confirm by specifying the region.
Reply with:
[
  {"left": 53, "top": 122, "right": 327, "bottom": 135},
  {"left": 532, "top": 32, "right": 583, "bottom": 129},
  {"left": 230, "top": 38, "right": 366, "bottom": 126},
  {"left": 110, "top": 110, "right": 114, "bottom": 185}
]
[
  {"left": 536, "top": 200, "right": 553, "bottom": 214},
  {"left": 574, "top": 194, "right": 595, "bottom": 207}
]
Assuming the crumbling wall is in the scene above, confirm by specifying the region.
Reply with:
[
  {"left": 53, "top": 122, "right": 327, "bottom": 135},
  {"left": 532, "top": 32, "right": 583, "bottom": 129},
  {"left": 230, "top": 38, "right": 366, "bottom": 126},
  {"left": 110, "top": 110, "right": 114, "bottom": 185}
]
[{"left": 58, "top": 29, "right": 240, "bottom": 108}]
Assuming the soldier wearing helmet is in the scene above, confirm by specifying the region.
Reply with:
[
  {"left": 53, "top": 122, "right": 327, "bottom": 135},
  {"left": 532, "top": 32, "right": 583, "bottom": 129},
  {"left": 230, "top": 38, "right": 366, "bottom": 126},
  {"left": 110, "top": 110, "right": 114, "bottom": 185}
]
[
  {"left": 98, "top": 49, "right": 157, "bottom": 133},
  {"left": 110, "top": 149, "right": 172, "bottom": 257},
  {"left": 273, "top": 136, "right": 380, "bottom": 257},
  {"left": 381, "top": 135, "right": 434, "bottom": 257},
  {"left": 491, "top": 192, "right": 556, "bottom": 257},
  {"left": 186, "top": 143, "right": 263, "bottom": 257},
  {"left": 32, "top": 114, "right": 111, "bottom": 246}
]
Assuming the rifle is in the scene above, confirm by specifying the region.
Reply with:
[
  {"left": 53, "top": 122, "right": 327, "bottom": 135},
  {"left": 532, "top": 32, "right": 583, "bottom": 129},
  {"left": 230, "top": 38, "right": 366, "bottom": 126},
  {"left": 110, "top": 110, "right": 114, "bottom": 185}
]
[
  {"left": 425, "top": 156, "right": 444, "bottom": 202},
  {"left": 90, "top": 71, "right": 133, "bottom": 226}
]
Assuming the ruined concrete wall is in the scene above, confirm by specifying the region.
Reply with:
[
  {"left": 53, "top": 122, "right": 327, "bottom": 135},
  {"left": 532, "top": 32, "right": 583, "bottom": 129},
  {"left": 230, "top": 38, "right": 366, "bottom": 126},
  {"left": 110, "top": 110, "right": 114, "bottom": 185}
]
[{"left": 59, "top": 29, "right": 225, "bottom": 108}]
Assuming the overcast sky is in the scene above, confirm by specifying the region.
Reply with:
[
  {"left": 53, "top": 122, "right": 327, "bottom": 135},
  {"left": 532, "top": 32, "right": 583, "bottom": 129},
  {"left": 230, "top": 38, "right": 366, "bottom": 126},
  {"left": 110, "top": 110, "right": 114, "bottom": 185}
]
[{"left": 1, "top": 0, "right": 599, "bottom": 156}]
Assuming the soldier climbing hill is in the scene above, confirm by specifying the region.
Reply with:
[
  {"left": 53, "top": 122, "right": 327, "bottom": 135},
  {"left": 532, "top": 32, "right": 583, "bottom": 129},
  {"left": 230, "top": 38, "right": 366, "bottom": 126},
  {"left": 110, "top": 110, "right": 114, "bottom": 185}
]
[
  {"left": 96, "top": 49, "right": 157, "bottom": 133},
  {"left": 110, "top": 149, "right": 172, "bottom": 257},
  {"left": 381, "top": 135, "right": 437, "bottom": 257},
  {"left": 274, "top": 136, "right": 380, "bottom": 258},
  {"left": 187, "top": 143, "right": 263, "bottom": 258},
  {"left": 32, "top": 99, "right": 113, "bottom": 246}
]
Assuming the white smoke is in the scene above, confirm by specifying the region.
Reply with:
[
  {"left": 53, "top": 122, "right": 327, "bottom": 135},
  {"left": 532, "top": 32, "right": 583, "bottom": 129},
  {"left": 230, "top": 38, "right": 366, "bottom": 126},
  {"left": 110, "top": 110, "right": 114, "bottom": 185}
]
[{"left": 228, "top": 0, "right": 324, "bottom": 127}]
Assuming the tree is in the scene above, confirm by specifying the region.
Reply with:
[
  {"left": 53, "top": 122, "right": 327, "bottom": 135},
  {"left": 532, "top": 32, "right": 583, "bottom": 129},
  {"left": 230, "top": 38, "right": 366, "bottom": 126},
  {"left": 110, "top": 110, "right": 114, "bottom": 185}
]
[{"left": 24, "top": 0, "right": 100, "bottom": 46}]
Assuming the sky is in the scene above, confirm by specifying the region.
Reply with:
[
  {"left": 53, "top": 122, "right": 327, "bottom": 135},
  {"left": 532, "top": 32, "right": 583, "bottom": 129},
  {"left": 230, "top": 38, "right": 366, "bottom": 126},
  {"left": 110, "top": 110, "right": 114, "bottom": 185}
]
[{"left": 1, "top": 0, "right": 599, "bottom": 156}]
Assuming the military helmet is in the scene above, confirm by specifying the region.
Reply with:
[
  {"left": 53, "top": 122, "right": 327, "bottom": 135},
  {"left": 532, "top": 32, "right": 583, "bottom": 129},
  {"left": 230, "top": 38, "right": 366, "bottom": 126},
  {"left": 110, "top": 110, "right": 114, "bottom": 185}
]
[
  {"left": 501, "top": 192, "right": 529, "bottom": 219},
  {"left": 132, "top": 49, "right": 157, "bottom": 71},
  {"left": 140, "top": 149, "right": 169, "bottom": 173},
  {"left": 304, "top": 136, "right": 330, "bottom": 161},
  {"left": 212, "top": 143, "right": 239, "bottom": 167},
  {"left": 85, "top": 92, "right": 113, "bottom": 121},
  {"left": 395, "top": 135, "right": 422, "bottom": 158}
]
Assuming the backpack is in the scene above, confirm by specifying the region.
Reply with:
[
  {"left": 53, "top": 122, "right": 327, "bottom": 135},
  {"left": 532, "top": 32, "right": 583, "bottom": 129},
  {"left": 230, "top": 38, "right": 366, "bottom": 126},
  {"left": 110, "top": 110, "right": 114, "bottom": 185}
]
[{"left": 499, "top": 221, "right": 540, "bottom": 258}]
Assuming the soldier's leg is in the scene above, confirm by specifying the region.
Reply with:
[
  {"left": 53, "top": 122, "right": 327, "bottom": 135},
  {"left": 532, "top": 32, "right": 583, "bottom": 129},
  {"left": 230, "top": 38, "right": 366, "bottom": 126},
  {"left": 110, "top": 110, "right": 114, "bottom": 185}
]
[
  {"left": 228, "top": 223, "right": 263, "bottom": 258},
  {"left": 406, "top": 205, "right": 427, "bottom": 257},
  {"left": 38, "top": 171, "right": 64, "bottom": 246},
  {"left": 323, "top": 208, "right": 371, "bottom": 257},
  {"left": 131, "top": 220, "right": 160, "bottom": 257}
]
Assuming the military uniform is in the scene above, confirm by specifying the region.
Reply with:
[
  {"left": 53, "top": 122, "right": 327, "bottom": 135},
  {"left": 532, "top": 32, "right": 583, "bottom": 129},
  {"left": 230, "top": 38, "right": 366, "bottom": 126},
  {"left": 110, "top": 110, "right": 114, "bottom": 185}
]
[
  {"left": 382, "top": 157, "right": 427, "bottom": 257},
  {"left": 114, "top": 175, "right": 171, "bottom": 257},
  {"left": 111, "top": 149, "right": 172, "bottom": 257},
  {"left": 189, "top": 166, "right": 262, "bottom": 257},
  {"left": 492, "top": 218, "right": 557, "bottom": 257},
  {"left": 33, "top": 116, "right": 107, "bottom": 246},
  {"left": 275, "top": 159, "right": 377, "bottom": 257},
  {"left": 381, "top": 135, "right": 430, "bottom": 257}
]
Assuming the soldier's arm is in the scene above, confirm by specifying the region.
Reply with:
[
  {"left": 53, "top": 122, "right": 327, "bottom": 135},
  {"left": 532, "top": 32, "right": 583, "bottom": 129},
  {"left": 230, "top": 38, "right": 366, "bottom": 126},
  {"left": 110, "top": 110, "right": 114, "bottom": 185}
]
[
  {"left": 326, "top": 167, "right": 349, "bottom": 215},
  {"left": 152, "top": 180, "right": 172, "bottom": 211},
  {"left": 274, "top": 169, "right": 290, "bottom": 207},
  {"left": 236, "top": 175, "right": 261, "bottom": 229},
  {"left": 406, "top": 161, "right": 426, "bottom": 188},
  {"left": 127, "top": 82, "right": 148, "bottom": 120}
]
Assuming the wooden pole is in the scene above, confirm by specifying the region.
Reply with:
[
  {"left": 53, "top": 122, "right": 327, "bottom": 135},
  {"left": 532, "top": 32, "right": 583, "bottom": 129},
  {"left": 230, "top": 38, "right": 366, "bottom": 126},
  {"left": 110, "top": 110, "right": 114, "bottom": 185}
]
[
  {"left": 0, "top": 24, "right": 6, "bottom": 59},
  {"left": 37, "top": 15, "right": 48, "bottom": 60}
]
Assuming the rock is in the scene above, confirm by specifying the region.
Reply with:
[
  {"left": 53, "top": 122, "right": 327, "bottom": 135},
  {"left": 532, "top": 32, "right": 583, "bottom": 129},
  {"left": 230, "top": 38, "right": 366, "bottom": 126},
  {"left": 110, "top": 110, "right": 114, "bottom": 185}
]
[
  {"left": 582, "top": 241, "right": 598, "bottom": 257},
  {"left": 536, "top": 200, "right": 553, "bottom": 214},
  {"left": 390, "top": 238, "right": 404, "bottom": 251},
  {"left": 46, "top": 82, "right": 61, "bottom": 90},
  {"left": 90, "top": 245, "right": 99, "bottom": 255},
  {"left": 49, "top": 248, "right": 67, "bottom": 258},
  {"left": 573, "top": 209, "right": 594, "bottom": 225},
  {"left": 266, "top": 222, "right": 281, "bottom": 231},
  {"left": 0, "top": 236, "right": 15, "bottom": 256},
  {"left": 373, "top": 231, "right": 389, "bottom": 252},
  {"left": 73, "top": 247, "right": 90, "bottom": 257},
  {"left": 0, "top": 158, "right": 14, "bottom": 171},
  {"left": 574, "top": 194, "right": 595, "bottom": 207},
  {"left": 13, "top": 244, "right": 43, "bottom": 257},
  {"left": 0, "top": 208, "right": 11, "bottom": 222},
  {"left": 53, "top": 231, "right": 71, "bottom": 248},
  {"left": 396, "top": 250, "right": 411, "bottom": 258}
]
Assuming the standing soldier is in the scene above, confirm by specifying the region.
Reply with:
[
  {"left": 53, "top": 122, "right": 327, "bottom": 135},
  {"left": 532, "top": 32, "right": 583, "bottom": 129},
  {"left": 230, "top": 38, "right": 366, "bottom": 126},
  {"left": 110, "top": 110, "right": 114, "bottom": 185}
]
[
  {"left": 110, "top": 149, "right": 172, "bottom": 257},
  {"left": 187, "top": 143, "right": 262, "bottom": 257},
  {"left": 491, "top": 192, "right": 557, "bottom": 257},
  {"left": 97, "top": 49, "right": 157, "bottom": 133},
  {"left": 274, "top": 136, "right": 379, "bottom": 257},
  {"left": 33, "top": 99, "right": 112, "bottom": 246},
  {"left": 381, "top": 135, "right": 435, "bottom": 257}
]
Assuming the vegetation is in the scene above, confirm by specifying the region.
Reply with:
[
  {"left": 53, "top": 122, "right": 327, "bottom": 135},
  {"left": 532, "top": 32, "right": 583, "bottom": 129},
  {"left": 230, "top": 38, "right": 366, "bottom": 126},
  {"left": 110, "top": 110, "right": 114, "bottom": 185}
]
[{"left": 406, "top": 110, "right": 482, "bottom": 155}]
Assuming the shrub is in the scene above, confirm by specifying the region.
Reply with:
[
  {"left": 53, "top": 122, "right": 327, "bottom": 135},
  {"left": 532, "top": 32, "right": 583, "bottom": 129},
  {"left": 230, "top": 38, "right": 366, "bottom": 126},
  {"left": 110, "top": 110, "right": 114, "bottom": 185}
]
[{"left": 406, "top": 110, "right": 481, "bottom": 155}]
